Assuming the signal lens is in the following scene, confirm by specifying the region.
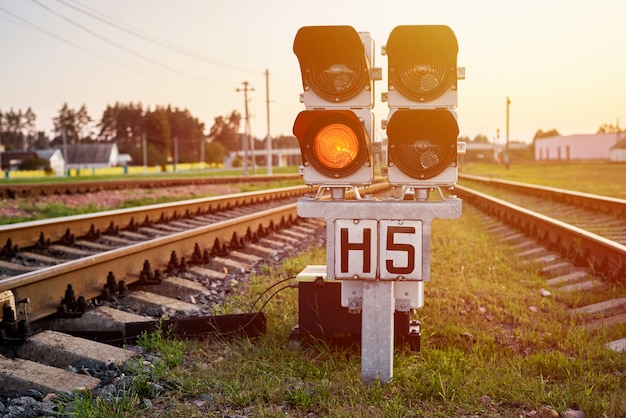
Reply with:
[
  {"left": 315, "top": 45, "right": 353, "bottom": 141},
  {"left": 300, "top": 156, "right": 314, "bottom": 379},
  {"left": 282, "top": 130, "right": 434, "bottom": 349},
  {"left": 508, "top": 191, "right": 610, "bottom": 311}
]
[
  {"left": 313, "top": 123, "right": 360, "bottom": 169},
  {"left": 387, "top": 25, "right": 457, "bottom": 102},
  {"left": 293, "top": 110, "right": 369, "bottom": 179},
  {"left": 387, "top": 109, "right": 458, "bottom": 179},
  {"left": 294, "top": 26, "right": 369, "bottom": 102},
  {"left": 310, "top": 57, "right": 366, "bottom": 102}
]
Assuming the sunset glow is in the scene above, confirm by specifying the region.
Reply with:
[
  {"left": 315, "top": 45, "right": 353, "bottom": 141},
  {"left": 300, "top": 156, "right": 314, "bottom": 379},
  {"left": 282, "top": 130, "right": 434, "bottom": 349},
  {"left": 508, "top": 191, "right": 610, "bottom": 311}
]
[{"left": 1, "top": 0, "right": 624, "bottom": 144}]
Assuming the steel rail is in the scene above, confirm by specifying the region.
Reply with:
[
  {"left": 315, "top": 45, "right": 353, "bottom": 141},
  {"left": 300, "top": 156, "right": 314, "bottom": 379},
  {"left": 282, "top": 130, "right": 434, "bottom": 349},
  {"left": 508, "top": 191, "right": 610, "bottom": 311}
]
[
  {"left": 1, "top": 203, "right": 300, "bottom": 322},
  {"left": 455, "top": 184, "right": 626, "bottom": 282},
  {"left": 459, "top": 173, "right": 626, "bottom": 217},
  {"left": 0, "top": 185, "right": 308, "bottom": 250}
]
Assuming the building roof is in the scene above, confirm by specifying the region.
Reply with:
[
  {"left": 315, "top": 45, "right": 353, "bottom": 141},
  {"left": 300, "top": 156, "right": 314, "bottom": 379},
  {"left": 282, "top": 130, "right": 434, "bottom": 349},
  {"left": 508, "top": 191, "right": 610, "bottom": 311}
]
[
  {"left": 64, "top": 143, "right": 117, "bottom": 165},
  {"left": 610, "top": 136, "right": 626, "bottom": 150}
]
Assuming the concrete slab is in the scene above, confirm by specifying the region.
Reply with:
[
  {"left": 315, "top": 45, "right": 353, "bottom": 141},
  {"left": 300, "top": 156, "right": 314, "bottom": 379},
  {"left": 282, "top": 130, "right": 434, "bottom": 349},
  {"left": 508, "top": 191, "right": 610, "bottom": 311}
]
[
  {"left": 281, "top": 229, "right": 308, "bottom": 240},
  {"left": 546, "top": 270, "right": 590, "bottom": 287},
  {"left": 271, "top": 232, "right": 300, "bottom": 245},
  {"left": 0, "top": 355, "right": 101, "bottom": 394},
  {"left": 188, "top": 266, "right": 226, "bottom": 279},
  {"left": 230, "top": 250, "right": 262, "bottom": 264},
  {"left": 531, "top": 254, "right": 560, "bottom": 265},
  {"left": 518, "top": 247, "right": 548, "bottom": 258},
  {"left": 136, "top": 276, "right": 210, "bottom": 300},
  {"left": 17, "top": 330, "right": 134, "bottom": 368},
  {"left": 243, "top": 243, "right": 279, "bottom": 258},
  {"left": 569, "top": 297, "right": 626, "bottom": 318},
  {"left": 557, "top": 280, "right": 605, "bottom": 293},
  {"left": 541, "top": 261, "right": 578, "bottom": 277},
  {"left": 43, "top": 305, "right": 152, "bottom": 335},
  {"left": 123, "top": 290, "right": 203, "bottom": 315},
  {"left": 487, "top": 225, "right": 510, "bottom": 234},
  {"left": 210, "top": 256, "right": 249, "bottom": 273},
  {"left": 587, "top": 312, "right": 626, "bottom": 332},
  {"left": 509, "top": 240, "right": 535, "bottom": 250},
  {"left": 258, "top": 237, "right": 289, "bottom": 249},
  {"left": 501, "top": 233, "right": 524, "bottom": 243},
  {"left": 605, "top": 338, "right": 626, "bottom": 352}
]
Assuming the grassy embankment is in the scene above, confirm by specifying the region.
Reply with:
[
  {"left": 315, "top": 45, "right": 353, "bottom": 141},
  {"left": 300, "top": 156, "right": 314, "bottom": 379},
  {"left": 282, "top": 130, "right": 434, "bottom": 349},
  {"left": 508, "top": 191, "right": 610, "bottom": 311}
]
[{"left": 59, "top": 162, "right": 626, "bottom": 417}]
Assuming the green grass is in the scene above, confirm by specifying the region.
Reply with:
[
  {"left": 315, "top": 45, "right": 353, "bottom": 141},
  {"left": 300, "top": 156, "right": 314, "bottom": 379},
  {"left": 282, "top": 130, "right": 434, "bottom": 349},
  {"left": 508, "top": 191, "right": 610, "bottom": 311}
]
[
  {"left": 57, "top": 206, "right": 626, "bottom": 417},
  {"left": 459, "top": 161, "right": 626, "bottom": 199},
  {"left": 0, "top": 178, "right": 304, "bottom": 225}
]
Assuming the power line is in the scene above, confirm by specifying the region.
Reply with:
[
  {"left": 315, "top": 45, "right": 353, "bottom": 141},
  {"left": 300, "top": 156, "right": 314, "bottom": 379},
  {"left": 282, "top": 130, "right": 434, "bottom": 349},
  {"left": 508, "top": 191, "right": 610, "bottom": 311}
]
[
  {"left": 30, "top": 0, "right": 217, "bottom": 83},
  {"left": 58, "top": 0, "right": 261, "bottom": 75},
  {"left": 0, "top": 5, "right": 171, "bottom": 83}
]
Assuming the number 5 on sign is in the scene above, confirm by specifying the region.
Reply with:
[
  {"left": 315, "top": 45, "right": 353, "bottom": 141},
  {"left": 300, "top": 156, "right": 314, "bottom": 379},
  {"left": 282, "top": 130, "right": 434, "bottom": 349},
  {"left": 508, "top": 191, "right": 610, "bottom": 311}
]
[{"left": 379, "top": 220, "right": 422, "bottom": 280}]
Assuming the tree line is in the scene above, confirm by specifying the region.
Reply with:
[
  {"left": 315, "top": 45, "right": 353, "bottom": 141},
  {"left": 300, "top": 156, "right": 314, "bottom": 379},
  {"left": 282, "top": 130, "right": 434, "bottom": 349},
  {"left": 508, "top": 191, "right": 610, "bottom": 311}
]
[{"left": 0, "top": 103, "right": 296, "bottom": 168}]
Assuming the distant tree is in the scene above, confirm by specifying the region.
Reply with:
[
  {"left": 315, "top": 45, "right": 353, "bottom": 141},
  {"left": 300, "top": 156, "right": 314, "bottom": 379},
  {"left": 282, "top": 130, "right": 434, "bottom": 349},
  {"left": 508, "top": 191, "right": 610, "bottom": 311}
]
[
  {"left": 98, "top": 102, "right": 145, "bottom": 141},
  {"left": 272, "top": 134, "right": 299, "bottom": 149},
  {"left": 164, "top": 105, "right": 205, "bottom": 163},
  {"left": 143, "top": 108, "right": 171, "bottom": 168},
  {"left": 472, "top": 134, "right": 490, "bottom": 143},
  {"left": 597, "top": 123, "right": 624, "bottom": 134},
  {"left": 208, "top": 110, "right": 242, "bottom": 152},
  {"left": 51, "top": 103, "right": 94, "bottom": 146},
  {"left": 18, "top": 156, "right": 50, "bottom": 171},
  {"left": 204, "top": 139, "right": 227, "bottom": 164},
  {"left": 529, "top": 129, "right": 560, "bottom": 157},
  {"left": 32, "top": 131, "right": 51, "bottom": 149},
  {"left": 533, "top": 129, "right": 560, "bottom": 141},
  {"left": 0, "top": 109, "right": 22, "bottom": 150}
]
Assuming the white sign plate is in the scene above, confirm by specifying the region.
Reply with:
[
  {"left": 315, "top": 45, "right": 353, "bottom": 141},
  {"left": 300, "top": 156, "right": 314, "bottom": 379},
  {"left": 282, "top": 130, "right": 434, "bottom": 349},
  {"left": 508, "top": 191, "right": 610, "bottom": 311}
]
[{"left": 334, "top": 219, "right": 423, "bottom": 280}]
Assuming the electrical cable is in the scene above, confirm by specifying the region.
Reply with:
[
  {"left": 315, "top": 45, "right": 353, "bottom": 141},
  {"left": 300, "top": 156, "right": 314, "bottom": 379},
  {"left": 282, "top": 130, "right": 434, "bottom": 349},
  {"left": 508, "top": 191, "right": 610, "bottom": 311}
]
[
  {"left": 30, "top": 0, "right": 215, "bottom": 83},
  {"left": 0, "top": 5, "right": 188, "bottom": 85},
  {"left": 57, "top": 0, "right": 261, "bottom": 75},
  {"left": 249, "top": 275, "right": 296, "bottom": 312}
]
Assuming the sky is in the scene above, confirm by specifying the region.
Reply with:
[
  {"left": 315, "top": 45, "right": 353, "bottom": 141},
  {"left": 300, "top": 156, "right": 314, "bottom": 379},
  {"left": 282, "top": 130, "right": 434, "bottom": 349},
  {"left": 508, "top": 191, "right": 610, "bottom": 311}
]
[{"left": 1, "top": 0, "right": 625, "bottom": 145}]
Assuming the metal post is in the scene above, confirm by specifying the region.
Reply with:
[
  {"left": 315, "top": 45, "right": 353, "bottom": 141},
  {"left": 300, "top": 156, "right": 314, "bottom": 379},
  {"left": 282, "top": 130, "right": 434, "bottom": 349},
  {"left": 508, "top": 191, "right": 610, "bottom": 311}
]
[
  {"left": 265, "top": 69, "right": 272, "bottom": 175},
  {"left": 361, "top": 281, "right": 395, "bottom": 384},
  {"left": 237, "top": 81, "right": 254, "bottom": 176},
  {"left": 142, "top": 133, "right": 147, "bottom": 173},
  {"left": 505, "top": 97, "right": 510, "bottom": 170},
  {"left": 174, "top": 136, "right": 178, "bottom": 173},
  {"left": 63, "top": 127, "right": 68, "bottom": 176}
]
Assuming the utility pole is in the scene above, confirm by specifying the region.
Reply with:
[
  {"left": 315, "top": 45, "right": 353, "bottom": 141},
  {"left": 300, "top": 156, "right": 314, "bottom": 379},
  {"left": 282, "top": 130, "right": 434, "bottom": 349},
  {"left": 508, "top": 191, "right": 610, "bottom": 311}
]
[
  {"left": 173, "top": 136, "right": 178, "bottom": 173},
  {"left": 63, "top": 127, "right": 68, "bottom": 176},
  {"left": 265, "top": 69, "right": 272, "bottom": 175},
  {"left": 142, "top": 132, "right": 147, "bottom": 173},
  {"left": 505, "top": 96, "right": 511, "bottom": 170},
  {"left": 237, "top": 81, "right": 254, "bottom": 176}
]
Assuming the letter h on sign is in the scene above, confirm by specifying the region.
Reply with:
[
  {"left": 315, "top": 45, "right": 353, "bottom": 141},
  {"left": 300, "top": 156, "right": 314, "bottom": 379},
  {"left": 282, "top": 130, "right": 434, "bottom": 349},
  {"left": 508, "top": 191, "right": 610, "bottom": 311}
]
[{"left": 335, "top": 219, "right": 377, "bottom": 280}]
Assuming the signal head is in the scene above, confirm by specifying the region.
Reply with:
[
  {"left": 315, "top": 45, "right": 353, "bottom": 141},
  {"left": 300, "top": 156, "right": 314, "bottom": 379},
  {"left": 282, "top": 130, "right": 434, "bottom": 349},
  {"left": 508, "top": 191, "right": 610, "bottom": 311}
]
[
  {"left": 294, "top": 25, "right": 374, "bottom": 108},
  {"left": 386, "top": 25, "right": 458, "bottom": 108}
]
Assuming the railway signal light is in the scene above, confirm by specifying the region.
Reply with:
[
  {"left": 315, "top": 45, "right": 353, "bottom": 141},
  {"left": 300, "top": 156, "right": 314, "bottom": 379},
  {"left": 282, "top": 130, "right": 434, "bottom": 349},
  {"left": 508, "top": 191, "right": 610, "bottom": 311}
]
[
  {"left": 383, "top": 25, "right": 462, "bottom": 188},
  {"left": 293, "top": 25, "right": 379, "bottom": 187}
]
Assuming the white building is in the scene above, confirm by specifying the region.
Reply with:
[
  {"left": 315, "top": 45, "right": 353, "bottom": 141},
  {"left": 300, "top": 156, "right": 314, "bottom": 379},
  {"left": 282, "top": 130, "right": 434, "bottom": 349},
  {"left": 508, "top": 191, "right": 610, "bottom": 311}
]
[
  {"left": 610, "top": 137, "right": 626, "bottom": 162},
  {"left": 535, "top": 133, "right": 623, "bottom": 161}
]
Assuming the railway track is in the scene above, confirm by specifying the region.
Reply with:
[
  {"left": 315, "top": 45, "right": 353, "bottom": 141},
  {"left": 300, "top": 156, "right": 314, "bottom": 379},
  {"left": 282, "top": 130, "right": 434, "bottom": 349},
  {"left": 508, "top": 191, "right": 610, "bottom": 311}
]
[
  {"left": 0, "top": 182, "right": 394, "bottom": 404},
  {"left": 456, "top": 174, "right": 626, "bottom": 350},
  {"left": 1, "top": 175, "right": 625, "bottom": 413}
]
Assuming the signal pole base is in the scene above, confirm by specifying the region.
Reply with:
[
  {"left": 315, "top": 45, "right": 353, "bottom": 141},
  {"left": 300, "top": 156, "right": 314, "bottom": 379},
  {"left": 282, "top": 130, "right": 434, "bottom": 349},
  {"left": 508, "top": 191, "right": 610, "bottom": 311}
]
[{"left": 361, "top": 281, "right": 394, "bottom": 385}]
